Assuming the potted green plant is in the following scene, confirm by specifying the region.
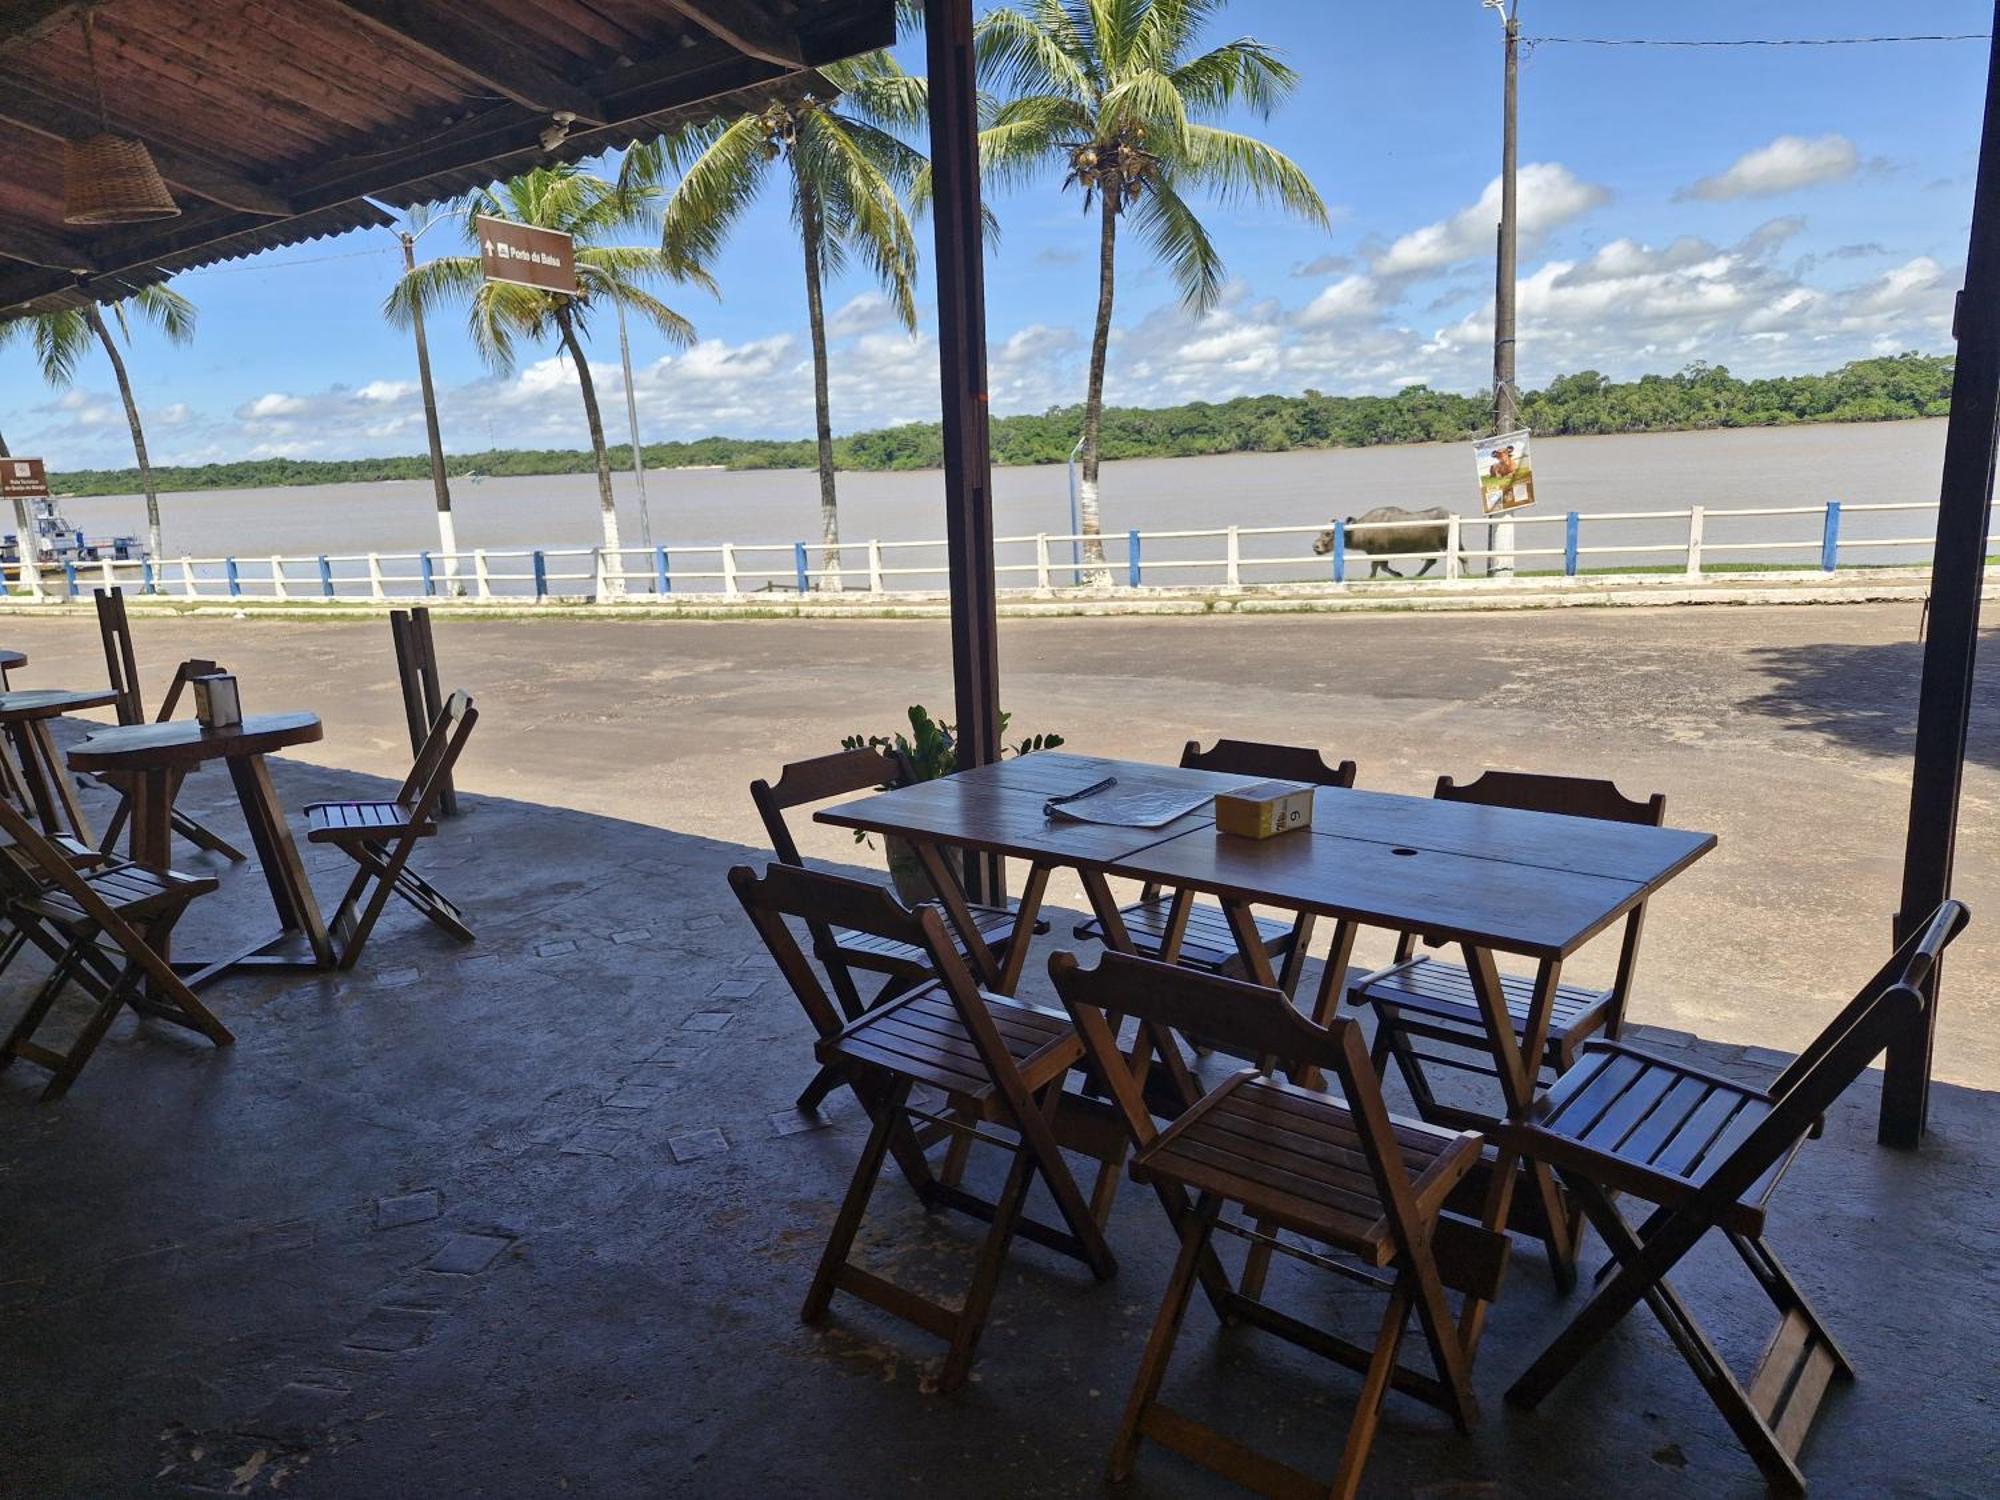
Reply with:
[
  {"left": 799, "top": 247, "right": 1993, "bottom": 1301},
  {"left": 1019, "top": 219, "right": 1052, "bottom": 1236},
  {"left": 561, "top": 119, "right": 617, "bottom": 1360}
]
[{"left": 842, "top": 705, "right": 1063, "bottom": 905}]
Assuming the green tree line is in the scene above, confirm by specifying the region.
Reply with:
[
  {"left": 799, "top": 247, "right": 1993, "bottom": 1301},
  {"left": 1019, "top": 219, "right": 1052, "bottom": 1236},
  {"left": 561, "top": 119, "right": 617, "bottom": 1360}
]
[{"left": 42, "top": 353, "right": 1953, "bottom": 498}]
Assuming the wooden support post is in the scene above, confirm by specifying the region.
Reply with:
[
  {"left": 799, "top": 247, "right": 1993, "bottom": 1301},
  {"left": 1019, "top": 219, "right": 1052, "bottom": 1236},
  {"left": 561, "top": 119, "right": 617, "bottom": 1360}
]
[
  {"left": 925, "top": 0, "right": 1002, "bottom": 904},
  {"left": 1890, "top": 12, "right": 2000, "bottom": 1146}
]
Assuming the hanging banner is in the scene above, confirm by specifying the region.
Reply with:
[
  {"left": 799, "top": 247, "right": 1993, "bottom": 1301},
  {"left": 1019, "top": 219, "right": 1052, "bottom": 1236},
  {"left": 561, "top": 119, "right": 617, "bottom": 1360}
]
[
  {"left": 1475, "top": 429, "right": 1535, "bottom": 515},
  {"left": 476, "top": 215, "right": 576, "bottom": 295}
]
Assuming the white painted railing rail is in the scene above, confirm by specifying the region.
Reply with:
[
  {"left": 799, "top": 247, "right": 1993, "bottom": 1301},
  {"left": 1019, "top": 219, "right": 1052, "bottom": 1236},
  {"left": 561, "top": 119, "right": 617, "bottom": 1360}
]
[{"left": 7, "top": 496, "right": 1988, "bottom": 605}]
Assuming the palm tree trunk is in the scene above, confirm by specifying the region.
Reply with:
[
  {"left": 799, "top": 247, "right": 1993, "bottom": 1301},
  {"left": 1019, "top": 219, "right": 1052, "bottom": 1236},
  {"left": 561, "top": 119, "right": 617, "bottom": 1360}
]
[
  {"left": 1078, "top": 189, "right": 1118, "bottom": 584},
  {"left": 87, "top": 305, "right": 163, "bottom": 577},
  {"left": 557, "top": 308, "right": 624, "bottom": 596},
  {"left": 796, "top": 161, "right": 842, "bottom": 592}
]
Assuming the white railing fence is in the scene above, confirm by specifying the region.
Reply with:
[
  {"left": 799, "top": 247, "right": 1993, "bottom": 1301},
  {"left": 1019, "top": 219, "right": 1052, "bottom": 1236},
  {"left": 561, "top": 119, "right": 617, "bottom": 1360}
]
[{"left": 6, "top": 497, "right": 1984, "bottom": 605}]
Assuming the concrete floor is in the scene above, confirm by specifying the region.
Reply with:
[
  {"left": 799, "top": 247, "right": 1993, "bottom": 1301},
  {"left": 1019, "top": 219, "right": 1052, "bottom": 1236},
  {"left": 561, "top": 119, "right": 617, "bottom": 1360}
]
[{"left": 1, "top": 603, "right": 1996, "bottom": 1497}]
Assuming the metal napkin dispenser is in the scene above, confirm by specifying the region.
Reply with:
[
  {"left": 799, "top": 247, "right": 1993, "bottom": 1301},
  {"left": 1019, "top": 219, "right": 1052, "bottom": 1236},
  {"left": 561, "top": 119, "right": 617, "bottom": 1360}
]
[
  {"left": 192, "top": 673, "right": 242, "bottom": 729},
  {"left": 1214, "top": 780, "right": 1314, "bottom": 839}
]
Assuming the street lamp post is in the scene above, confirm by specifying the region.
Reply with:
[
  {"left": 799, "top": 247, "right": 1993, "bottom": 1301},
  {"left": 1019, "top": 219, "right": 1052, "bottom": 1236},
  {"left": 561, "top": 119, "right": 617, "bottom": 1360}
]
[
  {"left": 615, "top": 300, "right": 654, "bottom": 552},
  {"left": 398, "top": 208, "right": 470, "bottom": 594},
  {"left": 1484, "top": 0, "right": 1520, "bottom": 578},
  {"left": 1065, "top": 432, "right": 1085, "bottom": 586}
]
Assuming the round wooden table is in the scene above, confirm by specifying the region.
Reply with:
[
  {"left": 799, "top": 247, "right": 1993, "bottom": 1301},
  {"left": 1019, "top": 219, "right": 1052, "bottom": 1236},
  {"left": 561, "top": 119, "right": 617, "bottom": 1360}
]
[
  {"left": 69, "top": 712, "right": 335, "bottom": 984},
  {"left": 0, "top": 686, "right": 120, "bottom": 843},
  {"left": 0, "top": 646, "right": 26, "bottom": 688}
]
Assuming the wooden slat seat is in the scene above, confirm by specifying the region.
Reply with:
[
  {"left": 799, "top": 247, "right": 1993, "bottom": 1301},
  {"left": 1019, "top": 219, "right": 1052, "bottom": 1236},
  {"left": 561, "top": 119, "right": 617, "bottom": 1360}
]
[
  {"left": 1052, "top": 950, "right": 1494, "bottom": 1500},
  {"left": 1073, "top": 897, "right": 1292, "bottom": 976},
  {"left": 1357, "top": 952, "right": 1613, "bottom": 1063},
  {"left": 733, "top": 862, "right": 1115, "bottom": 1393},
  {"left": 830, "top": 899, "right": 1021, "bottom": 976},
  {"left": 1503, "top": 1044, "right": 1802, "bottom": 1238},
  {"left": 1135, "top": 1072, "right": 1482, "bottom": 1259},
  {"left": 25, "top": 861, "right": 218, "bottom": 927},
  {"left": 304, "top": 799, "right": 433, "bottom": 841},
  {"left": 1502, "top": 903, "right": 1970, "bottom": 1496},
  {"left": 820, "top": 983, "right": 1080, "bottom": 1114}
]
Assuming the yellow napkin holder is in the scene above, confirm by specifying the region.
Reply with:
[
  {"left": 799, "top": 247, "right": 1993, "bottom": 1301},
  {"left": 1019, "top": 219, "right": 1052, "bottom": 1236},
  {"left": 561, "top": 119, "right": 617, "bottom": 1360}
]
[{"left": 1214, "top": 781, "right": 1314, "bottom": 839}]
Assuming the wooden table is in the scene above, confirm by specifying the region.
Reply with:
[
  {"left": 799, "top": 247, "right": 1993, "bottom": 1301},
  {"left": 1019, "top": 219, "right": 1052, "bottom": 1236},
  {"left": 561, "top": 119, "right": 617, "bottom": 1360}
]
[
  {"left": 0, "top": 646, "right": 25, "bottom": 688},
  {"left": 68, "top": 712, "right": 335, "bottom": 984},
  {"left": 0, "top": 686, "right": 120, "bottom": 843},
  {"left": 820, "top": 752, "right": 1716, "bottom": 1333}
]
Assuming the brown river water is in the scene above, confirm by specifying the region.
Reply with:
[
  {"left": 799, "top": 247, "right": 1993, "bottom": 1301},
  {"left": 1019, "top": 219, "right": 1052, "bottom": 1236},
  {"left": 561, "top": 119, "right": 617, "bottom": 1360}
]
[{"left": 43, "top": 418, "right": 1982, "bottom": 593}]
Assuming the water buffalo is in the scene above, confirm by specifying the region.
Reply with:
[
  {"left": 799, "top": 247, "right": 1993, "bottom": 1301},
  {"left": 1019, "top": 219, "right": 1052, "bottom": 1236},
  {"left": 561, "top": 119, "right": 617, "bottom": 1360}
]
[{"left": 1313, "top": 505, "right": 1462, "bottom": 579}]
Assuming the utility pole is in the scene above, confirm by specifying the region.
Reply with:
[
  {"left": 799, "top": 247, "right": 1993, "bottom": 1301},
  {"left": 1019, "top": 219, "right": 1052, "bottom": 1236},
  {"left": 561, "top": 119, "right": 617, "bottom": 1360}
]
[
  {"left": 1487, "top": 0, "right": 1520, "bottom": 577},
  {"left": 402, "top": 228, "right": 460, "bottom": 592},
  {"left": 615, "top": 301, "right": 654, "bottom": 552}
]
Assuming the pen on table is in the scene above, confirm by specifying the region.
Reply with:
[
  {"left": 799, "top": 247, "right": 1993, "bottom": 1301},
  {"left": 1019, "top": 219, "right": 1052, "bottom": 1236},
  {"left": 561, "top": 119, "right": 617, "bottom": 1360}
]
[{"left": 1044, "top": 776, "right": 1116, "bottom": 813}]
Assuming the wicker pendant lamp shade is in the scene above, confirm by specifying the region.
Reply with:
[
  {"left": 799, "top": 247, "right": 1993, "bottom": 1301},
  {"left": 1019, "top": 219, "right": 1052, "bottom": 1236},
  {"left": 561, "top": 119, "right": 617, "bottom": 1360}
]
[{"left": 61, "top": 9, "right": 180, "bottom": 225}]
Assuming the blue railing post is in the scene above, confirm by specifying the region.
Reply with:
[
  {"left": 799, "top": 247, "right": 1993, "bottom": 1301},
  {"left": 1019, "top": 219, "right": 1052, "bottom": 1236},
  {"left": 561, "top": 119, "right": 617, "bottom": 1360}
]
[
  {"left": 318, "top": 555, "right": 334, "bottom": 597},
  {"left": 1331, "top": 519, "right": 1346, "bottom": 583},
  {"left": 420, "top": 551, "right": 435, "bottom": 596},
  {"left": 793, "top": 541, "right": 809, "bottom": 595},
  {"left": 1127, "top": 529, "right": 1142, "bottom": 587},
  {"left": 1820, "top": 500, "right": 1842, "bottom": 572},
  {"left": 1564, "top": 512, "right": 1581, "bottom": 577},
  {"left": 532, "top": 550, "right": 548, "bottom": 599},
  {"left": 225, "top": 557, "right": 241, "bottom": 597},
  {"left": 140, "top": 557, "right": 154, "bottom": 594},
  {"left": 62, "top": 561, "right": 78, "bottom": 599},
  {"left": 654, "top": 545, "right": 671, "bottom": 595}
]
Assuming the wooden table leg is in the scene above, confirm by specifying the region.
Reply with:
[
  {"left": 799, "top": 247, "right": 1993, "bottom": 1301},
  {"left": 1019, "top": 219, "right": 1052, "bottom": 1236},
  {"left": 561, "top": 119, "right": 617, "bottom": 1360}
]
[
  {"left": 991, "top": 860, "right": 1053, "bottom": 996},
  {"left": 912, "top": 838, "right": 1002, "bottom": 989},
  {"left": 29, "top": 718, "right": 93, "bottom": 846},
  {"left": 6, "top": 720, "right": 61, "bottom": 830},
  {"left": 1458, "top": 946, "right": 1576, "bottom": 1352},
  {"left": 227, "top": 753, "right": 334, "bottom": 968}
]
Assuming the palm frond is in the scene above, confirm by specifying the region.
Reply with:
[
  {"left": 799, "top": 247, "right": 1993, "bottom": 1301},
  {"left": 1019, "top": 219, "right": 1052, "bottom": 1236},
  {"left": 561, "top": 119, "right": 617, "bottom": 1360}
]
[
  {"left": 1099, "top": 68, "right": 1190, "bottom": 147},
  {"left": 27, "top": 309, "right": 92, "bottom": 389},
  {"left": 659, "top": 113, "right": 774, "bottom": 273},
  {"left": 975, "top": 5, "right": 1093, "bottom": 105},
  {"left": 128, "top": 283, "right": 198, "bottom": 344},
  {"left": 798, "top": 110, "right": 921, "bottom": 328},
  {"left": 1129, "top": 170, "right": 1224, "bottom": 311},
  {"left": 824, "top": 51, "right": 930, "bottom": 133},
  {"left": 1168, "top": 36, "right": 1297, "bottom": 121},
  {"left": 1175, "top": 123, "right": 1327, "bottom": 226}
]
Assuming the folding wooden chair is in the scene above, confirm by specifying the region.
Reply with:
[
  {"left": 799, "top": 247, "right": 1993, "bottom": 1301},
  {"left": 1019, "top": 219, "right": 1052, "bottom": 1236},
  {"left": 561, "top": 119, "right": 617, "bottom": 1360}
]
[
  {"left": 93, "top": 588, "right": 247, "bottom": 861},
  {"left": 1351, "top": 770, "right": 1666, "bottom": 1120},
  {"left": 1074, "top": 738, "right": 1357, "bottom": 998},
  {"left": 1501, "top": 901, "right": 1969, "bottom": 1495},
  {"left": 0, "top": 796, "right": 226, "bottom": 1101},
  {"left": 730, "top": 861, "right": 1115, "bottom": 1392},
  {"left": 1051, "top": 949, "right": 1500, "bottom": 1500},
  {"left": 752, "top": 747, "right": 1045, "bottom": 1111},
  {"left": 303, "top": 689, "right": 476, "bottom": 969}
]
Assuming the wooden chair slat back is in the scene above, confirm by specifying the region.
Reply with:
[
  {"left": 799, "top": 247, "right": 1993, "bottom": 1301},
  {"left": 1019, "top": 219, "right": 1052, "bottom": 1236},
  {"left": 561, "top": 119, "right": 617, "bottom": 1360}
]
[
  {"left": 751, "top": 746, "right": 912, "bottom": 868},
  {"left": 1049, "top": 950, "right": 1455, "bottom": 1238},
  {"left": 730, "top": 862, "right": 975, "bottom": 1041},
  {"left": 94, "top": 588, "right": 144, "bottom": 726},
  {"left": 1181, "top": 738, "right": 1357, "bottom": 789},
  {"left": 1435, "top": 769, "right": 1665, "bottom": 827},
  {"left": 398, "top": 690, "right": 476, "bottom": 813},
  {"left": 156, "top": 658, "right": 223, "bottom": 722},
  {"left": 0, "top": 798, "right": 140, "bottom": 944},
  {"left": 1053, "top": 948, "right": 1349, "bottom": 1074},
  {"left": 1702, "top": 901, "right": 1967, "bottom": 1206}
]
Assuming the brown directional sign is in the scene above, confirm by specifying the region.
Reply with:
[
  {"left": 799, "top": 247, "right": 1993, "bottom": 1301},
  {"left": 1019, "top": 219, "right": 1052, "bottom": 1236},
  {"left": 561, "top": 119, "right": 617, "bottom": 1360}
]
[
  {"left": 475, "top": 215, "right": 576, "bottom": 296},
  {"left": 1, "top": 458, "right": 48, "bottom": 499}
]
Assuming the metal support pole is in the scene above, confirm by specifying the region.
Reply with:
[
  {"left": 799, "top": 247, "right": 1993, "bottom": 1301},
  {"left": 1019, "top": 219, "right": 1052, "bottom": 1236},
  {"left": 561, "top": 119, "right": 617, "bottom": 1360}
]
[
  {"left": 1066, "top": 432, "right": 1084, "bottom": 585},
  {"left": 925, "top": 0, "right": 1002, "bottom": 902},
  {"left": 1127, "top": 529, "right": 1142, "bottom": 587},
  {"left": 616, "top": 300, "right": 655, "bottom": 551},
  {"left": 1564, "top": 511, "right": 1580, "bottom": 576},
  {"left": 1331, "top": 518, "right": 1346, "bottom": 583},
  {"left": 1889, "top": 11, "right": 2000, "bottom": 1146},
  {"left": 1820, "top": 501, "right": 1843, "bottom": 572}
]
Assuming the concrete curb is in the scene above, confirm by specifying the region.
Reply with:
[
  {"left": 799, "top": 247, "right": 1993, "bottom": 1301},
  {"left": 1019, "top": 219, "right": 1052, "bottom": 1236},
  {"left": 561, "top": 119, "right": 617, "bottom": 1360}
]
[{"left": 0, "top": 564, "right": 1973, "bottom": 623}]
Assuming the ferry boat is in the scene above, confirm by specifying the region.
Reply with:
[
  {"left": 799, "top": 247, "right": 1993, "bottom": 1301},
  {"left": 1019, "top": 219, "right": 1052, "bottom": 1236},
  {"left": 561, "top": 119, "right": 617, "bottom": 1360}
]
[{"left": 2, "top": 495, "right": 144, "bottom": 579}]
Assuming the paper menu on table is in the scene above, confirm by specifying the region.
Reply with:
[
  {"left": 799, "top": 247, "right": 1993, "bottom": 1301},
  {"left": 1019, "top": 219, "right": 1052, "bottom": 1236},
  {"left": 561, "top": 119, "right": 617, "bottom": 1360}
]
[{"left": 1044, "top": 787, "right": 1214, "bottom": 828}]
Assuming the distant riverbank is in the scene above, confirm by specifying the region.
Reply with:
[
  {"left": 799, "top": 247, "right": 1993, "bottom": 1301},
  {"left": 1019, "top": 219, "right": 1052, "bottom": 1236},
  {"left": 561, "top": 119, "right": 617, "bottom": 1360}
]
[{"left": 39, "top": 353, "right": 1954, "bottom": 497}]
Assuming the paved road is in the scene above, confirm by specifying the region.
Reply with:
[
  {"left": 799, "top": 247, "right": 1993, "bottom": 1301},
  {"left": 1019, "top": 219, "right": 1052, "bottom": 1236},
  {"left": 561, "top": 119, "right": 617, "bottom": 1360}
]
[{"left": 7, "top": 598, "right": 1995, "bottom": 1091}]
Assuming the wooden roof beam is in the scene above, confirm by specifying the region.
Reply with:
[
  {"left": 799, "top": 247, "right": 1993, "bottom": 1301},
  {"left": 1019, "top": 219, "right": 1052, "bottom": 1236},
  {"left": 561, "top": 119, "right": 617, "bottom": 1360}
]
[
  {"left": 659, "top": 0, "right": 807, "bottom": 69},
  {"left": 0, "top": 223, "right": 98, "bottom": 274},
  {"left": 0, "top": 2, "right": 83, "bottom": 57},
  {"left": 325, "top": 1, "right": 610, "bottom": 125},
  {"left": 0, "top": 83, "right": 296, "bottom": 216}
]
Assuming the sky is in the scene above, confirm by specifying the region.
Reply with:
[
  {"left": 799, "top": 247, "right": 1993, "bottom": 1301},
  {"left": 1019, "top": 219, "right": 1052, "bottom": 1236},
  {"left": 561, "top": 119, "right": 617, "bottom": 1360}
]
[{"left": 1, "top": 0, "right": 1991, "bottom": 469}]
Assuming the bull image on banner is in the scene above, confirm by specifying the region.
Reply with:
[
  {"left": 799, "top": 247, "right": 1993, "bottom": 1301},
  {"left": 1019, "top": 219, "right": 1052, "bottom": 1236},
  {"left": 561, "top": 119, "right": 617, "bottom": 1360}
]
[{"left": 1476, "top": 429, "right": 1535, "bottom": 516}]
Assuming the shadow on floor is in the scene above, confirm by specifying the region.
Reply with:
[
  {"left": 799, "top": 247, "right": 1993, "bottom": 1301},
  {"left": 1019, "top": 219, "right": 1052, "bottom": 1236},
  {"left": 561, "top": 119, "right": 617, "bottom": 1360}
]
[
  {"left": 1743, "top": 625, "right": 2000, "bottom": 766},
  {"left": 1, "top": 733, "right": 1995, "bottom": 1499}
]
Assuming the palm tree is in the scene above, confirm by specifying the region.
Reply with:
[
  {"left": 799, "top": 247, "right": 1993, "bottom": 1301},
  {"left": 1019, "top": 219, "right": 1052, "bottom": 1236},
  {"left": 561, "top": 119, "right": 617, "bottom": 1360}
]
[
  {"left": 2, "top": 285, "right": 196, "bottom": 567},
  {"left": 977, "top": 0, "right": 1326, "bottom": 578},
  {"left": 638, "top": 51, "right": 927, "bottom": 590},
  {"left": 386, "top": 164, "right": 700, "bottom": 591}
]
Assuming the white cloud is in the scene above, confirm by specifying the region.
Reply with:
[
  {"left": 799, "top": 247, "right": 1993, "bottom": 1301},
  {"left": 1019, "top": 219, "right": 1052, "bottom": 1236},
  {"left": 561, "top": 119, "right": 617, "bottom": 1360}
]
[
  {"left": 1679, "top": 134, "right": 1858, "bottom": 201},
  {"left": 1299, "top": 274, "right": 1385, "bottom": 326},
  {"left": 1373, "top": 163, "right": 1608, "bottom": 278},
  {"left": 355, "top": 379, "right": 416, "bottom": 403},
  {"left": 240, "top": 392, "right": 311, "bottom": 418}
]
